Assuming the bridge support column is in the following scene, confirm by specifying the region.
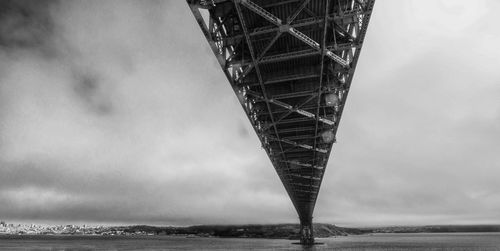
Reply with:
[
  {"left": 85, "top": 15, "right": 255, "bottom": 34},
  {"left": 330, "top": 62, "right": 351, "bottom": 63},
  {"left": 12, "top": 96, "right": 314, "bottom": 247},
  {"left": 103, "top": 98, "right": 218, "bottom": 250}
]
[{"left": 299, "top": 217, "right": 314, "bottom": 245}]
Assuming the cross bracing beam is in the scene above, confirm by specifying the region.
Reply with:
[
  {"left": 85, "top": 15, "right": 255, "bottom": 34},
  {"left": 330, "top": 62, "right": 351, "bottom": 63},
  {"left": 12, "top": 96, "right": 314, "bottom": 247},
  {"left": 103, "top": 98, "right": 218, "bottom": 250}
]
[
  {"left": 234, "top": 2, "right": 286, "bottom": 157},
  {"left": 240, "top": 0, "right": 282, "bottom": 25},
  {"left": 307, "top": 0, "right": 332, "bottom": 204},
  {"left": 262, "top": 91, "right": 319, "bottom": 130},
  {"left": 241, "top": 72, "right": 320, "bottom": 87},
  {"left": 232, "top": 2, "right": 306, "bottom": 217},
  {"left": 292, "top": 196, "right": 317, "bottom": 202},
  {"left": 275, "top": 117, "right": 315, "bottom": 125},
  {"left": 288, "top": 173, "right": 321, "bottom": 181},
  {"left": 257, "top": 104, "right": 340, "bottom": 116},
  {"left": 241, "top": 65, "right": 320, "bottom": 83},
  {"left": 293, "top": 183, "right": 319, "bottom": 189},
  {"left": 282, "top": 134, "right": 317, "bottom": 141},
  {"left": 281, "top": 160, "right": 324, "bottom": 170},
  {"left": 273, "top": 147, "right": 324, "bottom": 156},
  {"left": 238, "top": 31, "right": 281, "bottom": 80},
  {"left": 233, "top": 49, "right": 318, "bottom": 66},
  {"left": 320, "top": 0, "right": 375, "bottom": 157},
  {"left": 219, "top": 12, "right": 370, "bottom": 45},
  {"left": 267, "top": 135, "right": 327, "bottom": 154},
  {"left": 271, "top": 90, "right": 318, "bottom": 100},
  {"left": 293, "top": 189, "right": 318, "bottom": 194},
  {"left": 283, "top": 155, "right": 320, "bottom": 161},
  {"left": 288, "top": 27, "right": 349, "bottom": 67},
  {"left": 276, "top": 126, "right": 316, "bottom": 134},
  {"left": 262, "top": 0, "right": 301, "bottom": 8},
  {"left": 230, "top": 43, "right": 360, "bottom": 67},
  {"left": 246, "top": 90, "right": 335, "bottom": 126},
  {"left": 240, "top": 0, "right": 349, "bottom": 67},
  {"left": 287, "top": 0, "right": 310, "bottom": 24}
]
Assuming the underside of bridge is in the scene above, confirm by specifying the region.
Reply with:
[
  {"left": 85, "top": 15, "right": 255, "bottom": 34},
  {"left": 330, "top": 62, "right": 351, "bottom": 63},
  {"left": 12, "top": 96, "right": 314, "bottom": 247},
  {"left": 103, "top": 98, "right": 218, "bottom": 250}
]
[{"left": 187, "top": 0, "right": 374, "bottom": 245}]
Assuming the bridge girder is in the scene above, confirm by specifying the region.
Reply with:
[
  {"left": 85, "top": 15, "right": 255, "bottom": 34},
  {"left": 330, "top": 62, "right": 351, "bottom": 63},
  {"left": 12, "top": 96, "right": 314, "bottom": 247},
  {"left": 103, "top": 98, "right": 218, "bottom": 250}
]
[{"left": 187, "top": 0, "right": 375, "bottom": 245}]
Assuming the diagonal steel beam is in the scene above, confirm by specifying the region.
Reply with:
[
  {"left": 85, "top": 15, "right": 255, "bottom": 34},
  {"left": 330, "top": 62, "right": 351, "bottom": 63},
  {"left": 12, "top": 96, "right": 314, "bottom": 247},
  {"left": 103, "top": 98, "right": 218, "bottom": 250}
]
[
  {"left": 240, "top": 0, "right": 349, "bottom": 67},
  {"left": 230, "top": 43, "right": 359, "bottom": 67},
  {"left": 246, "top": 90, "right": 335, "bottom": 126},
  {"left": 288, "top": 174, "right": 321, "bottom": 181},
  {"left": 281, "top": 160, "right": 324, "bottom": 170},
  {"left": 238, "top": 31, "right": 282, "bottom": 81},
  {"left": 278, "top": 117, "right": 315, "bottom": 125},
  {"left": 234, "top": 2, "right": 286, "bottom": 158},
  {"left": 235, "top": 1, "right": 304, "bottom": 213},
  {"left": 282, "top": 134, "right": 316, "bottom": 141},
  {"left": 220, "top": 11, "right": 368, "bottom": 45},
  {"left": 293, "top": 189, "right": 319, "bottom": 194},
  {"left": 240, "top": 0, "right": 282, "bottom": 25},
  {"left": 257, "top": 103, "right": 339, "bottom": 116},
  {"left": 287, "top": 0, "right": 311, "bottom": 24},
  {"left": 241, "top": 72, "right": 320, "bottom": 87},
  {"left": 263, "top": 93, "right": 318, "bottom": 131},
  {"left": 277, "top": 126, "right": 316, "bottom": 134},
  {"left": 271, "top": 90, "right": 319, "bottom": 100},
  {"left": 303, "top": 6, "right": 316, "bottom": 17},
  {"left": 267, "top": 135, "right": 328, "bottom": 154},
  {"left": 310, "top": 0, "right": 331, "bottom": 194},
  {"left": 292, "top": 183, "right": 320, "bottom": 189},
  {"left": 262, "top": 0, "right": 301, "bottom": 8},
  {"left": 189, "top": 5, "right": 225, "bottom": 68},
  {"left": 324, "top": 0, "right": 375, "bottom": 148},
  {"left": 288, "top": 28, "right": 348, "bottom": 66}
]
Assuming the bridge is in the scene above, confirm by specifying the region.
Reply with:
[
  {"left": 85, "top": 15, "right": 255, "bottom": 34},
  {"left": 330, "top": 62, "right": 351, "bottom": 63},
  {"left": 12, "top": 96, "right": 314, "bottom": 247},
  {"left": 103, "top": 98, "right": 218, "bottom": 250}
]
[{"left": 187, "top": 0, "right": 375, "bottom": 245}]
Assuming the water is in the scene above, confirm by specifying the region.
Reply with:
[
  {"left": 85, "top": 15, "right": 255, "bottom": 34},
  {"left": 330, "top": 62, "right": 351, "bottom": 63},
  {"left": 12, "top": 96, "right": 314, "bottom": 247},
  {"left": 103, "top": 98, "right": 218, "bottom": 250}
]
[{"left": 1, "top": 233, "right": 499, "bottom": 250}]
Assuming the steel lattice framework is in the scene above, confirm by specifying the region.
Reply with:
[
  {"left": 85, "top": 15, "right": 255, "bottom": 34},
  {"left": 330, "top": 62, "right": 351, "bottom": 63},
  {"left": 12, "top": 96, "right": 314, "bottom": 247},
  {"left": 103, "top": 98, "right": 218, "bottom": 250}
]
[{"left": 187, "top": 0, "right": 374, "bottom": 244}]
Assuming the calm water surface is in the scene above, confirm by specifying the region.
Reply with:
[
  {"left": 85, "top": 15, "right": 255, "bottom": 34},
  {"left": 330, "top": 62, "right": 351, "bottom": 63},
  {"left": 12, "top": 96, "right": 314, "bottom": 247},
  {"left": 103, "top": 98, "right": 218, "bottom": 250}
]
[{"left": 1, "top": 233, "right": 499, "bottom": 250}]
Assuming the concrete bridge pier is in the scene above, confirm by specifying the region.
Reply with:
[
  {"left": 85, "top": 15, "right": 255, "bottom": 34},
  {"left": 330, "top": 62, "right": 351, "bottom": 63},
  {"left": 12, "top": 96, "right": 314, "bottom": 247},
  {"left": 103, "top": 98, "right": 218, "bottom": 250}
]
[{"left": 299, "top": 217, "right": 314, "bottom": 245}]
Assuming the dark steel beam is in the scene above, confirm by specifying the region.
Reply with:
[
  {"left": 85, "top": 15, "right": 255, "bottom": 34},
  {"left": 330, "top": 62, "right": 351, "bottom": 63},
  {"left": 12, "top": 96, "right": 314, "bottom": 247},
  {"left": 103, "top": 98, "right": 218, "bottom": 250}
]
[
  {"left": 262, "top": 0, "right": 301, "bottom": 8},
  {"left": 239, "top": 0, "right": 348, "bottom": 67},
  {"left": 271, "top": 90, "right": 318, "bottom": 100},
  {"left": 234, "top": 1, "right": 287, "bottom": 159},
  {"left": 240, "top": 0, "right": 282, "bottom": 26},
  {"left": 291, "top": 183, "right": 319, "bottom": 189},
  {"left": 263, "top": 93, "right": 319, "bottom": 131},
  {"left": 219, "top": 11, "right": 369, "bottom": 44},
  {"left": 277, "top": 117, "right": 315, "bottom": 125},
  {"left": 288, "top": 173, "right": 321, "bottom": 181},
  {"left": 277, "top": 126, "right": 316, "bottom": 134},
  {"left": 282, "top": 134, "right": 317, "bottom": 141},
  {"left": 287, "top": 0, "right": 311, "bottom": 24},
  {"left": 258, "top": 104, "right": 338, "bottom": 116},
  {"left": 267, "top": 135, "right": 327, "bottom": 154},
  {"left": 311, "top": 0, "right": 331, "bottom": 179},
  {"left": 230, "top": 43, "right": 359, "bottom": 66},
  {"left": 235, "top": 0, "right": 308, "bottom": 216},
  {"left": 241, "top": 72, "right": 320, "bottom": 87},
  {"left": 246, "top": 90, "right": 335, "bottom": 126},
  {"left": 280, "top": 160, "right": 324, "bottom": 170},
  {"left": 239, "top": 31, "right": 282, "bottom": 80}
]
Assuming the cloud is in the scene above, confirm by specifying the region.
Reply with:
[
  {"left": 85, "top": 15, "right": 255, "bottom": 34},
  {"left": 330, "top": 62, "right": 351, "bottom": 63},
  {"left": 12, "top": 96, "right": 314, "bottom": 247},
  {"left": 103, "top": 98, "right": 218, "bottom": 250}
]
[{"left": 314, "top": 0, "right": 500, "bottom": 226}]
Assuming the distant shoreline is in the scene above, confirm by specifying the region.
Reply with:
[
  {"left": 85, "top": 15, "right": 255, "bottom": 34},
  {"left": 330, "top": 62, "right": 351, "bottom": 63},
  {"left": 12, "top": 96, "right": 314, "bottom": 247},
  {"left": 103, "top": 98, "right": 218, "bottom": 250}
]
[{"left": 2, "top": 224, "right": 500, "bottom": 239}]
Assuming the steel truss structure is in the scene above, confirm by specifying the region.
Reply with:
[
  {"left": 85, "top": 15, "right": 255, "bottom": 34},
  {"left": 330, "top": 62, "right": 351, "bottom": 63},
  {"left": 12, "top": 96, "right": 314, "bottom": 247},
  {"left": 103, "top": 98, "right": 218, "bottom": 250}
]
[{"left": 187, "top": 0, "right": 374, "bottom": 245}]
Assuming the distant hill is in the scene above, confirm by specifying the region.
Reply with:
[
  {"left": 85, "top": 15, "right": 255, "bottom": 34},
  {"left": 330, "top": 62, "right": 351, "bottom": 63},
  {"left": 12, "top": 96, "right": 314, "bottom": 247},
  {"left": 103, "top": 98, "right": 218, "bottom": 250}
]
[
  {"left": 365, "top": 225, "right": 500, "bottom": 233},
  {"left": 108, "top": 224, "right": 500, "bottom": 239},
  {"left": 113, "top": 224, "right": 369, "bottom": 239}
]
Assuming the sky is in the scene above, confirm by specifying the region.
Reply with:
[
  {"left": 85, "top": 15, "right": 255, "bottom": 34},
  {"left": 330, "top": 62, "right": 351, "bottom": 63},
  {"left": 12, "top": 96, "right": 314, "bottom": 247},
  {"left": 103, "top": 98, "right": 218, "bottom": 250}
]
[{"left": 0, "top": 0, "right": 499, "bottom": 227}]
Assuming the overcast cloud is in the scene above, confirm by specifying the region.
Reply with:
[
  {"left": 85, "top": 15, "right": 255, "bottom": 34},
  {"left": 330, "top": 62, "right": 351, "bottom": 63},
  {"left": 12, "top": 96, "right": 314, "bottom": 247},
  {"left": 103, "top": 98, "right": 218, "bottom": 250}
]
[{"left": 0, "top": 0, "right": 499, "bottom": 227}]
